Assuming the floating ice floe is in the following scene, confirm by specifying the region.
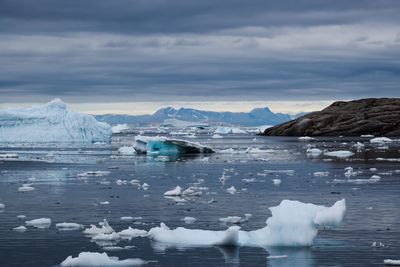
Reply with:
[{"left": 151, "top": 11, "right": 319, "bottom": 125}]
[
  {"left": 267, "top": 255, "right": 288, "bottom": 259},
  {"left": 148, "top": 199, "right": 346, "bottom": 247},
  {"left": 60, "top": 252, "right": 147, "bottom": 266},
  {"left": 323, "top": 151, "right": 354, "bottom": 159},
  {"left": 163, "top": 186, "right": 182, "bottom": 196},
  {"left": 18, "top": 184, "right": 35, "bottom": 192},
  {"left": 120, "top": 216, "right": 134, "bottom": 221},
  {"left": 361, "top": 134, "right": 374, "bottom": 137},
  {"left": 13, "top": 226, "right": 27, "bottom": 232},
  {"left": 211, "top": 134, "right": 223, "bottom": 139},
  {"left": 306, "top": 148, "right": 322, "bottom": 158},
  {"left": 17, "top": 215, "right": 26, "bottom": 220},
  {"left": 376, "top": 158, "right": 400, "bottom": 162},
  {"left": 134, "top": 135, "right": 214, "bottom": 155},
  {"left": 370, "top": 137, "right": 393, "bottom": 144},
  {"left": 25, "top": 218, "right": 51, "bottom": 229},
  {"left": 182, "top": 217, "right": 197, "bottom": 224},
  {"left": 56, "top": 222, "right": 84, "bottom": 231},
  {"left": 102, "top": 246, "right": 135, "bottom": 251},
  {"left": 353, "top": 142, "right": 365, "bottom": 150},
  {"left": 83, "top": 219, "right": 114, "bottom": 235},
  {"left": 0, "top": 99, "right": 111, "bottom": 143},
  {"left": 384, "top": 259, "right": 400, "bottom": 265},
  {"left": 100, "top": 201, "right": 110, "bottom": 205},
  {"left": 272, "top": 179, "right": 281, "bottom": 185},
  {"left": 0, "top": 203, "right": 5, "bottom": 209},
  {"left": 142, "top": 183, "right": 149, "bottom": 190},
  {"left": 219, "top": 214, "right": 252, "bottom": 225},
  {"left": 111, "top": 124, "right": 130, "bottom": 134},
  {"left": 118, "top": 227, "right": 148, "bottom": 239},
  {"left": 226, "top": 186, "right": 237, "bottom": 195},
  {"left": 333, "top": 175, "right": 381, "bottom": 185},
  {"left": 92, "top": 232, "right": 121, "bottom": 241},
  {"left": 118, "top": 146, "right": 136, "bottom": 156},
  {"left": 313, "top": 172, "right": 329, "bottom": 177},
  {"left": 78, "top": 171, "right": 110, "bottom": 178}
]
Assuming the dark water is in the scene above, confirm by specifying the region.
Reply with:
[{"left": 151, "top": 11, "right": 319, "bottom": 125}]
[{"left": 0, "top": 133, "right": 400, "bottom": 266}]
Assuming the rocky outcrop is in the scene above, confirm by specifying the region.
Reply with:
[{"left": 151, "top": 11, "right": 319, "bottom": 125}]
[{"left": 263, "top": 98, "right": 400, "bottom": 136}]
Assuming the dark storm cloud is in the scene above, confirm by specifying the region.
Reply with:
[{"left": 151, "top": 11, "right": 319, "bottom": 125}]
[
  {"left": 0, "top": 0, "right": 400, "bottom": 103},
  {"left": 1, "top": 0, "right": 399, "bottom": 34}
]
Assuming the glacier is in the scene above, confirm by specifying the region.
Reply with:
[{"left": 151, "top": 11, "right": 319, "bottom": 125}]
[
  {"left": 0, "top": 99, "right": 112, "bottom": 143},
  {"left": 134, "top": 135, "right": 214, "bottom": 155}
]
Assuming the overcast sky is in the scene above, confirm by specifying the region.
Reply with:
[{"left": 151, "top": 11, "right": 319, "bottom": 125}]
[{"left": 1, "top": 0, "right": 399, "bottom": 114}]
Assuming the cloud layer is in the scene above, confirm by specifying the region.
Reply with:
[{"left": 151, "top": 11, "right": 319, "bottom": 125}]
[{"left": 0, "top": 0, "right": 399, "bottom": 104}]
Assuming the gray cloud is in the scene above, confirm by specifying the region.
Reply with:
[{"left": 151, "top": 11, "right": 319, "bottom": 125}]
[{"left": 0, "top": 0, "right": 399, "bottom": 104}]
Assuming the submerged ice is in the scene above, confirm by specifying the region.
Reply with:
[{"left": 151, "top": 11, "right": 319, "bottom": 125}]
[
  {"left": 148, "top": 199, "right": 346, "bottom": 247},
  {"left": 0, "top": 99, "right": 112, "bottom": 143}
]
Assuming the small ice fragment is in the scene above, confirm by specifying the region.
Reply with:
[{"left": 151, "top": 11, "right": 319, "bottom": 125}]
[
  {"left": 92, "top": 232, "right": 121, "bottom": 241},
  {"left": 83, "top": 219, "right": 114, "bottom": 235},
  {"left": 18, "top": 184, "right": 35, "bottom": 192},
  {"left": 182, "top": 217, "right": 197, "bottom": 224},
  {"left": 384, "top": 259, "right": 400, "bottom": 265},
  {"left": 100, "top": 201, "right": 110, "bottom": 205},
  {"left": 120, "top": 216, "right": 134, "bottom": 221},
  {"left": 313, "top": 172, "right": 329, "bottom": 177},
  {"left": 370, "top": 137, "right": 393, "bottom": 144},
  {"left": 226, "top": 186, "right": 237, "bottom": 195},
  {"left": 56, "top": 222, "right": 84, "bottom": 231},
  {"left": 17, "top": 215, "right": 26, "bottom": 220},
  {"left": 267, "top": 255, "right": 288, "bottom": 259},
  {"left": 272, "top": 179, "right": 281, "bottom": 185},
  {"left": 219, "top": 216, "right": 242, "bottom": 224},
  {"left": 323, "top": 151, "right": 354, "bottom": 158},
  {"left": 25, "top": 218, "right": 51, "bottom": 228},
  {"left": 163, "top": 186, "right": 182, "bottom": 196},
  {"left": 0, "top": 203, "right": 5, "bottom": 209},
  {"left": 118, "top": 227, "right": 148, "bottom": 238},
  {"left": 142, "top": 183, "right": 149, "bottom": 190},
  {"left": 118, "top": 146, "right": 136, "bottom": 156},
  {"left": 13, "top": 226, "right": 27, "bottom": 232},
  {"left": 60, "top": 252, "right": 147, "bottom": 266},
  {"left": 78, "top": 171, "right": 110, "bottom": 178}
]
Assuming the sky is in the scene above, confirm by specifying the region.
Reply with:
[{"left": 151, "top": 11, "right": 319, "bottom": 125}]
[{"left": 0, "top": 0, "right": 399, "bottom": 115}]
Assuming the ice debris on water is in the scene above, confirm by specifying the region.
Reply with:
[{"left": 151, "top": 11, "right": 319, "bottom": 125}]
[
  {"left": 60, "top": 252, "right": 147, "bottom": 266},
  {"left": 25, "top": 218, "right": 52, "bottom": 229}
]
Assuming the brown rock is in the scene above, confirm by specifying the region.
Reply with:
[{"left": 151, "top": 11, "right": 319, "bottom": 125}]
[{"left": 263, "top": 98, "right": 400, "bottom": 136}]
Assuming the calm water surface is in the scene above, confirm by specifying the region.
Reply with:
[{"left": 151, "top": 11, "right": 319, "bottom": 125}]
[{"left": 0, "top": 133, "right": 399, "bottom": 266}]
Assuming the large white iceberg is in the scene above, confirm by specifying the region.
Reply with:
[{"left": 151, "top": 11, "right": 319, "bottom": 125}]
[
  {"left": 134, "top": 135, "right": 214, "bottom": 155},
  {"left": 148, "top": 199, "right": 346, "bottom": 247},
  {"left": 0, "top": 99, "right": 112, "bottom": 143}
]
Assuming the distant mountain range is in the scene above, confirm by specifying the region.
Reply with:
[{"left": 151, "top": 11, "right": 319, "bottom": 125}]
[{"left": 95, "top": 106, "right": 295, "bottom": 127}]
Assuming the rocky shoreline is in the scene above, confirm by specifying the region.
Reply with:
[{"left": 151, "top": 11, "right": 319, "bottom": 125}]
[{"left": 263, "top": 98, "right": 400, "bottom": 136}]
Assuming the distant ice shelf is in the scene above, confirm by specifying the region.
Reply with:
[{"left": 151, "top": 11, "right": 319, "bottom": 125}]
[
  {"left": 0, "top": 99, "right": 112, "bottom": 143},
  {"left": 134, "top": 135, "right": 214, "bottom": 155}
]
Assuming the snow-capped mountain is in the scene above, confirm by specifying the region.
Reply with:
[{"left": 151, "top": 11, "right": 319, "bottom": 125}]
[{"left": 96, "top": 106, "right": 291, "bottom": 127}]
